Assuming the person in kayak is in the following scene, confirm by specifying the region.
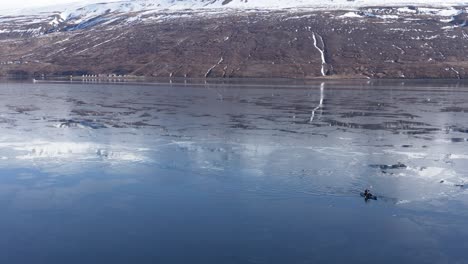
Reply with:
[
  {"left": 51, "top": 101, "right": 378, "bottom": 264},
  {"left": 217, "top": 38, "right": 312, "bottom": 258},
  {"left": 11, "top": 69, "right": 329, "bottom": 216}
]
[{"left": 364, "top": 189, "right": 372, "bottom": 199}]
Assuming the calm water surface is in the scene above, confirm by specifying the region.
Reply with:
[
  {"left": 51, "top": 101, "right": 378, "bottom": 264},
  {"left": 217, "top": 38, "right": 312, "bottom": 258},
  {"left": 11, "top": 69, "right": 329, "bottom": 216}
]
[{"left": 0, "top": 80, "right": 467, "bottom": 263}]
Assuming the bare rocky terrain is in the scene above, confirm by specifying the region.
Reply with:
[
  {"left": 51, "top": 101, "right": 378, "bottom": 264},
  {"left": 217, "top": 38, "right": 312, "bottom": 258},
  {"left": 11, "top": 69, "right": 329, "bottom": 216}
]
[{"left": 0, "top": 6, "right": 467, "bottom": 79}]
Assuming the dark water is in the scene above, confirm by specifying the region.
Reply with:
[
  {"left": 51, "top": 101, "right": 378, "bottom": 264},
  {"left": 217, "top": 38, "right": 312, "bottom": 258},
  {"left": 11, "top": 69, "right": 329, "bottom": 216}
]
[{"left": 0, "top": 80, "right": 467, "bottom": 263}]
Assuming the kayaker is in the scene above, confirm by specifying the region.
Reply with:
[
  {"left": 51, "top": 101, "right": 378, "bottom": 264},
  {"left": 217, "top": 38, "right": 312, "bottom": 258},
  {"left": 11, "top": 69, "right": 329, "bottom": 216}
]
[{"left": 364, "top": 189, "right": 372, "bottom": 199}]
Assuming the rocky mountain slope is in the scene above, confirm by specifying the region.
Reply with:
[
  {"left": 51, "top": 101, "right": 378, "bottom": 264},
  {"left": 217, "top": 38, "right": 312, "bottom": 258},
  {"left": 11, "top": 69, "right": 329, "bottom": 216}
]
[{"left": 0, "top": 0, "right": 467, "bottom": 79}]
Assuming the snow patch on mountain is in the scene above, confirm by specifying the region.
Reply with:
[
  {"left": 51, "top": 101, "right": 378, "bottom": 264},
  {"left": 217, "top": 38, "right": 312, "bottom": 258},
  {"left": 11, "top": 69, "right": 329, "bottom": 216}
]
[
  {"left": 0, "top": 0, "right": 466, "bottom": 37},
  {"left": 2, "top": 0, "right": 468, "bottom": 17},
  {"left": 50, "top": 0, "right": 468, "bottom": 28}
]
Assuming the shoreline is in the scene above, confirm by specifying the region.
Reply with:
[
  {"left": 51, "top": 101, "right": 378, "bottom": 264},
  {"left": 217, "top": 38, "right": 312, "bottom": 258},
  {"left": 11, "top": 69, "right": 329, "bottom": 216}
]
[{"left": 10, "top": 77, "right": 466, "bottom": 91}]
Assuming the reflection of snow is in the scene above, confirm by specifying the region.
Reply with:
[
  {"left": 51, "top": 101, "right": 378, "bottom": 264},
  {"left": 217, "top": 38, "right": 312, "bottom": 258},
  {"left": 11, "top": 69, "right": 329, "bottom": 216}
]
[
  {"left": 0, "top": 81, "right": 467, "bottom": 209},
  {"left": 450, "top": 154, "right": 468, "bottom": 160},
  {"left": 396, "top": 199, "right": 411, "bottom": 205},
  {"left": 417, "top": 167, "right": 445, "bottom": 178},
  {"left": 395, "top": 166, "right": 458, "bottom": 182},
  {"left": 310, "top": 82, "right": 324, "bottom": 123},
  {"left": 1, "top": 141, "right": 149, "bottom": 162},
  {"left": 384, "top": 150, "right": 428, "bottom": 159}
]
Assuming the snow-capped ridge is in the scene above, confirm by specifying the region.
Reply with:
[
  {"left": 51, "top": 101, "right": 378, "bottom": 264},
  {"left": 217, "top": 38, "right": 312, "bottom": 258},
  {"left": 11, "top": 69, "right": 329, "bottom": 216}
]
[
  {"left": 42, "top": 0, "right": 466, "bottom": 31},
  {"left": 3, "top": 0, "right": 468, "bottom": 17}
]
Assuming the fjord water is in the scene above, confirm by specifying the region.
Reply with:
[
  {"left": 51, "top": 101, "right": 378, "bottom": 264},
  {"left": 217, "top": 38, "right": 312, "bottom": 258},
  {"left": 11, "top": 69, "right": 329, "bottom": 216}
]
[{"left": 0, "top": 80, "right": 467, "bottom": 263}]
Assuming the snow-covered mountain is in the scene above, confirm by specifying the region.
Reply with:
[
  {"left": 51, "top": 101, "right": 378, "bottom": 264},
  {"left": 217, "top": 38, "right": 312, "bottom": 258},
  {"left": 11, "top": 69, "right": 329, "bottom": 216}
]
[
  {"left": 2, "top": 0, "right": 468, "bottom": 16},
  {"left": 1, "top": 0, "right": 466, "bottom": 35},
  {"left": 0, "top": 0, "right": 467, "bottom": 79},
  {"left": 54, "top": 0, "right": 468, "bottom": 28}
]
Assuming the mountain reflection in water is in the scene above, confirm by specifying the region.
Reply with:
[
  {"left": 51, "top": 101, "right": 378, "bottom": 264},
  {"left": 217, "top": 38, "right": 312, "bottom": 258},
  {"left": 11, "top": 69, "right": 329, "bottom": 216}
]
[{"left": 0, "top": 80, "right": 467, "bottom": 264}]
